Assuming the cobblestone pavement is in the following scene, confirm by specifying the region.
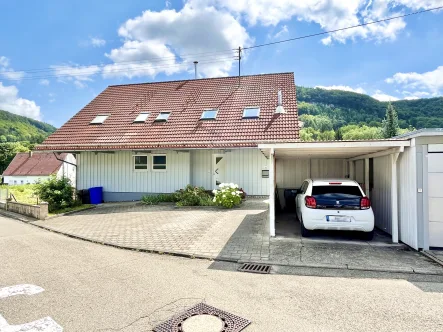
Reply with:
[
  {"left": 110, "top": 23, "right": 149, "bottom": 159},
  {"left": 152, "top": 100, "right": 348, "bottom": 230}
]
[
  {"left": 31, "top": 199, "right": 270, "bottom": 261},
  {"left": 30, "top": 200, "right": 443, "bottom": 274}
]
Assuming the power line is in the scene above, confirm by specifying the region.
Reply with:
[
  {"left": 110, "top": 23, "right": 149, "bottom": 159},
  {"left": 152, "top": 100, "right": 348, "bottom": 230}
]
[
  {"left": 3, "top": 50, "right": 236, "bottom": 75},
  {"left": 243, "top": 5, "right": 443, "bottom": 50},
  {"left": 7, "top": 57, "right": 237, "bottom": 81}
]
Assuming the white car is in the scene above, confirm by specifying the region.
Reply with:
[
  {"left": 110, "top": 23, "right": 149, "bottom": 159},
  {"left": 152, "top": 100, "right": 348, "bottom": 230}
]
[{"left": 296, "top": 179, "right": 375, "bottom": 240}]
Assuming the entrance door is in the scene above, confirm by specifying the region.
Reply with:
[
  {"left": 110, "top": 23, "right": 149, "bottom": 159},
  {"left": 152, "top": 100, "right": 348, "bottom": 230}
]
[
  {"left": 428, "top": 151, "right": 443, "bottom": 247},
  {"left": 212, "top": 154, "right": 226, "bottom": 189}
]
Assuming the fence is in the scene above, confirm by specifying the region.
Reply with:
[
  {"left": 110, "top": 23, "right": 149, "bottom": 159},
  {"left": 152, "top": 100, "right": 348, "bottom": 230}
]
[{"left": 5, "top": 201, "right": 48, "bottom": 220}]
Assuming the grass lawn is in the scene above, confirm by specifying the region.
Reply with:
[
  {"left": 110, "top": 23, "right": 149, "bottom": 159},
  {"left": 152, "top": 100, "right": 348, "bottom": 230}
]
[
  {"left": 0, "top": 184, "right": 40, "bottom": 205},
  {"left": 48, "top": 204, "right": 94, "bottom": 216}
]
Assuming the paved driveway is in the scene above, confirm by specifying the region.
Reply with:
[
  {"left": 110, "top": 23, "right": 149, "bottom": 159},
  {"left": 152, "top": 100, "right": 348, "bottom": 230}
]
[
  {"left": 32, "top": 199, "right": 270, "bottom": 261},
  {"left": 30, "top": 200, "right": 443, "bottom": 275}
]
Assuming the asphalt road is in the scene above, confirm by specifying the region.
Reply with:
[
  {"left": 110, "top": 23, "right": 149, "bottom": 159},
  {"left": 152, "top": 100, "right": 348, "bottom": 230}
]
[{"left": 1, "top": 215, "right": 443, "bottom": 331}]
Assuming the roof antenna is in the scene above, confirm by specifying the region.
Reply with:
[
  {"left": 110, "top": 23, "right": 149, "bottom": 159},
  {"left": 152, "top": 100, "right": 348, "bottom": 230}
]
[
  {"left": 236, "top": 46, "right": 242, "bottom": 87},
  {"left": 193, "top": 61, "right": 198, "bottom": 79}
]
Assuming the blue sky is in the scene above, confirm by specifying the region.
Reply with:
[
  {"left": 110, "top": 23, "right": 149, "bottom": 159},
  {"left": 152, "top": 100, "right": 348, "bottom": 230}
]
[{"left": 0, "top": 0, "right": 442, "bottom": 127}]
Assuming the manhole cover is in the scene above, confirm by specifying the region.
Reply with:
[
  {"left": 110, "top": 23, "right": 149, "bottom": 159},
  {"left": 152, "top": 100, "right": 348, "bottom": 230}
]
[
  {"left": 238, "top": 263, "right": 271, "bottom": 274},
  {"left": 153, "top": 303, "right": 251, "bottom": 332},
  {"left": 182, "top": 314, "right": 223, "bottom": 332}
]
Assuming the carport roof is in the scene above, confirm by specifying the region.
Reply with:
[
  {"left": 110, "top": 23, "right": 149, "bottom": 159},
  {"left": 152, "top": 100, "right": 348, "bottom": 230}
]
[{"left": 259, "top": 140, "right": 410, "bottom": 159}]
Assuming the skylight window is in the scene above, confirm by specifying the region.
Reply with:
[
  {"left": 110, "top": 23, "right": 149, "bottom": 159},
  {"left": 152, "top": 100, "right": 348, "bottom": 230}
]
[
  {"left": 155, "top": 112, "right": 171, "bottom": 122},
  {"left": 242, "top": 107, "right": 260, "bottom": 119},
  {"left": 201, "top": 109, "right": 217, "bottom": 120},
  {"left": 90, "top": 114, "right": 109, "bottom": 124},
  {"left": 133, "top": 112, "right": 150, "bottom": 123}
]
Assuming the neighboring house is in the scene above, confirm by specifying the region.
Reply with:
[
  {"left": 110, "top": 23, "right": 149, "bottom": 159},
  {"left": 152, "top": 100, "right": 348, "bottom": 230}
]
[
  {"left": 37, "top": 72, "right": 299, "bottom": 201},
  {"left": 2, "top": 152, "right": 76, "bottom": 186}
]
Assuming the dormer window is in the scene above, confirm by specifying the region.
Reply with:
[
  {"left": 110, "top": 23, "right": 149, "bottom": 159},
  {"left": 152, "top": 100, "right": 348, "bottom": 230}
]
[
  {"left": 201, "top": 109, "right": 217, "bottom": 120},
  {"left": 242, "top": 107, "right": 260, "bottom": 119},
  {"left": 133, "top": 112, "right": 150, "bottom": 123},
  {"left": 155, "top": 112, "right": 170, "bottom": 122},
  {"left": 90, "top": 114, "right": 109, "bottom": 124}
]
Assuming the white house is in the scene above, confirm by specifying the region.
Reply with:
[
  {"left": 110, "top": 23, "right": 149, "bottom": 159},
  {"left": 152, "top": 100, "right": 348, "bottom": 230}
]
[
  {"left": 36, "top": 72, "right": 443, "bottom": 249},
  {"left": 2, "top": 152, "right": 76, "bottom": 185}
]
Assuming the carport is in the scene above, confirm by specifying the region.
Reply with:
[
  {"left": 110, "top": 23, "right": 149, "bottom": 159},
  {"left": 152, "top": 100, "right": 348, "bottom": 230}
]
[{"left": 259, "top": 140, "right": 411, "bottom": 244}]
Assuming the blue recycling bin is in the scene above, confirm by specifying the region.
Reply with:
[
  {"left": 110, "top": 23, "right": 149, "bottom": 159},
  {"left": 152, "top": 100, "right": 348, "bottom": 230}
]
[{"left": 89, "top": 186, "right": 103, "bottom": 204}]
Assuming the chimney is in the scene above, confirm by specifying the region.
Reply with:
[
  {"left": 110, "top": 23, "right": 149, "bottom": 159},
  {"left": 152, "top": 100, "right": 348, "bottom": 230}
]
[
  {"left": 193, "top": 61, "right": 198, "bottom": 79},
  {"left": 275, "top": 90, "right": 286, "bottom": 114}
]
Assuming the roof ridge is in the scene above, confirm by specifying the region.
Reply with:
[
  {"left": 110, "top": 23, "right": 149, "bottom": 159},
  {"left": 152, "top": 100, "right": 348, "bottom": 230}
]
[{"left": 108, "top": 72, "right": 294, "bottom": 88}]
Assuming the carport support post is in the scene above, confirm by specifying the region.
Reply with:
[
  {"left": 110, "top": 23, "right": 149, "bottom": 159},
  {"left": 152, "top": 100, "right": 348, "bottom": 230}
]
[
  {"left": 349, "top": 160, "right": 355, "bottom": 180},
  {"left": 391, "top": 153, "right": 400, "bottom": 243},
  {"left": 365, "top": 158, "right": 370, "bottom": 198},
  {"left": 269, "top": 148, "right": 276, "bottom": 237}
]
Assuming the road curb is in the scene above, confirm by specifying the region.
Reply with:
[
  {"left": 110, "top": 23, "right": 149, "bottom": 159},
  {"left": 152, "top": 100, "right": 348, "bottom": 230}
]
[{"left": 421, "top": 251, "right": 443, "bottom": 268}]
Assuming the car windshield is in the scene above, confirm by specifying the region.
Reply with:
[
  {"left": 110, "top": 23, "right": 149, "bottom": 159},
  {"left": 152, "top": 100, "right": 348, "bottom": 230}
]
[{"left": 312, "top": 185, "right": 362, "bottom": 197}]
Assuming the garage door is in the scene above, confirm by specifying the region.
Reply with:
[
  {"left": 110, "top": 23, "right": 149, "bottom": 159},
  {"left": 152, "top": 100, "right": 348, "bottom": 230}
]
[{"left": 428, "top": 149, "right": 443, "bottom": 247}]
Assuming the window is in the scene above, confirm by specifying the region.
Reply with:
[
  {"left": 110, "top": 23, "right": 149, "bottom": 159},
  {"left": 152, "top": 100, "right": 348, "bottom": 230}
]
[
  {"left": 262, "top": 169, "right": 269, "bottom": 178},
  {"left": 242, "top": 107, "right": 260, "bottom": 119},
  {"left": 152, "top": 155, "right": 167, "bottom": 171},
  {"left": 90, "top": 114, "right": 109, "bottom": 124},
  {"left": 134, "top": 155, "right": 148, "bottom": 170},
  {"left": 311, "top": 186, "right": 362, "bottom": 197},
  {"left": 155, "top": 112, "right": 170, "bottom": 122},
  {"left": 20, "top": 180, "right": 24, "bottom": 184},
  {"left": 201, "top": 109, "right": 217, "bottom": 120},
  {"left": 133, "top": 112, "right": 150, "bottom": 123},
  {"left": 300, "top": 181, "right": 309, "bottom": 194}
]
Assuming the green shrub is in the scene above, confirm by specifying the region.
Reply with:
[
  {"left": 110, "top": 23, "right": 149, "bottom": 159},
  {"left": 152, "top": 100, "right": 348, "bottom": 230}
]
[
  {"left": 34, "top": 176, "right": 75, "bottom": 212},
  {"left": 141, "top": 193, "right": 177, "bottom": 205},
  {"left": 141, "top": 186, "right": 215, "bottom": 207},
  {"left": 213, "top": 183, "right": 243, "bottom": 208}
]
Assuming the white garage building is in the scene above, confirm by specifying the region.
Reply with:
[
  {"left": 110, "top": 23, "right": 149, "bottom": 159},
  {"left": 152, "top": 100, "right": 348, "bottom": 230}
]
[{"left": 260, "top": 129, "right": 443, "bottom": 250}]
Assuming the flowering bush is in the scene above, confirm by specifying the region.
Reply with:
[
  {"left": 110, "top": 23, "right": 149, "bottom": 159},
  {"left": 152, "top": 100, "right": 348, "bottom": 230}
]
[{"left": 212, "top": 183, "right": 243, "bottom": 208}]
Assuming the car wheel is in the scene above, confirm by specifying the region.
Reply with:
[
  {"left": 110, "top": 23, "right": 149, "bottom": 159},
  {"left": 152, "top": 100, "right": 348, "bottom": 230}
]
[
  {"left": 300, "top": 217, "right": 311, "bottom": 237},
  {"left": 362, "top": 229, "right": 374, "bottom": 241}
]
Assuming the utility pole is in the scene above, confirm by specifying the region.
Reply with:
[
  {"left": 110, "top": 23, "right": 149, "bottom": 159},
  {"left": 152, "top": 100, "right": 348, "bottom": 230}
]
[{"left": 236, "top": 46, "right": 242, "bottom": 87}]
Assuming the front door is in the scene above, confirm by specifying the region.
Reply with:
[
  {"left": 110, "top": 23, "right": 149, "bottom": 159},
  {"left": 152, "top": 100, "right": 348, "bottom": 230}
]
[{"left": 213, "top": 154, "right": 226, "bottom": 189}]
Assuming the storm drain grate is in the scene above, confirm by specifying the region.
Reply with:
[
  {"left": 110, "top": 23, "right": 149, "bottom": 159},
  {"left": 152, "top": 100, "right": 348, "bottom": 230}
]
[
  {"left": 238, "top": 263, "right": 271, "bottom": 274},
  {"left": 153, "top": 302, "right": 251, "bottom": 332}
]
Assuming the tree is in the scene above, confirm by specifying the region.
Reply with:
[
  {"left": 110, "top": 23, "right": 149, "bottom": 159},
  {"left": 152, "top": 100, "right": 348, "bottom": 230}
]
[
  {"left": 382, "top": 102, "right": 400, "bottom": 138},
  {"left": 0, "top": 142, "right": 29, "bottom": 174}
]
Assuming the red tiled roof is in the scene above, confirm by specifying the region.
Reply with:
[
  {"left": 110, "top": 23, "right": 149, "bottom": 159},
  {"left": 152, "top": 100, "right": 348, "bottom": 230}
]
[
  {"left": 2, "top": 152, "right": 67, "bottom": 176},
  {"left": 37, "top": 72, "right": 299, "bottom": 151}
]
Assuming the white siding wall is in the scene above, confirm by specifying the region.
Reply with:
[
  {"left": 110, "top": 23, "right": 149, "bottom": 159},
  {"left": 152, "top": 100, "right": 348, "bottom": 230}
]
[
  {"left": 276, "top": 158, "right": 347, "bottom": 209},
  {"left": 190, "top": 149, "right": 269, "bottom": 195},
  {"left": 77, "top": 151, "right": 190, "bottom": 193},
  {"left": 3, "top": 175, "right": 51, "bottom": 185},
  {"left": 354, "top": 160, "right": 365, "bottom": 184},
  {"left": 398, "top": 146, "right": 418, "bottom": 249},
  {"left": 372, "top": 155, "right": 392, "bottom": 234},
  {"left": 56, "top": 153, "right": 77, "bottom": 187}
]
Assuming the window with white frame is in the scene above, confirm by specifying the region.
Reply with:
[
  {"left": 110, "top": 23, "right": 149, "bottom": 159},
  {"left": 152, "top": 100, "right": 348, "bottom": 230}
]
[
  {"left": 90, "top": 114, "right": 109, "bottom": 124},
  {"left": 201, "top": 109, "right": 217, "bottom": 120},
  {"left": 154, "top": 112, "right": 170, "bottom": 122},
  {"left": 242, "top": 107, "right": 260, "bottom": 119},
  {"left": 133, "top": 155, "right": 148, "bottom": 170},
  {"left": 152, "top": 155, "right": 167, "bottom": 171},
  {"left": 133, "top": 112, "right": 150, "bottom": 123}
]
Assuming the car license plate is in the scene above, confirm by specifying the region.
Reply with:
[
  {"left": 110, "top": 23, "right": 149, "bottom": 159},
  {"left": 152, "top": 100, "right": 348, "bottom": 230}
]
[{"left": 326, "top": 215, "right": 351, "bottom": 222}]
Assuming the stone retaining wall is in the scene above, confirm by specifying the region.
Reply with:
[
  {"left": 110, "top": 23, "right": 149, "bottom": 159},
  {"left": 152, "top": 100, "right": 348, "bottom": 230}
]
[{"left": 3, "top": 201, "right": 48, "bottom": 220}]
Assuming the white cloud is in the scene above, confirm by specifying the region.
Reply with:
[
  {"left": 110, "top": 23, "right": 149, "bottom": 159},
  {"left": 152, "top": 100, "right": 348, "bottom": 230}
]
[
  {"left": 165, "top": 0, "right": 171, "bottom": 8},
  {"left": 190, "top": 0, "right": 442, "bottom": 45},
  {"left": 90, "top": 37, "right": 106, "bottom": 47},
  {"left": 316, "top": 85, "right": 366, "bottom": 94},
  {"left": 372, "top": 90, "right": 399, "bottom": 101},
  {"left": 0, "top": 82, "right": 41, "bottom": 120},
  {"left": 51, "top": 64, "right": 101, "bottom": 88},
  {"left": 386, "top": 66, "right": 443, "bottom": 96},
  {"left": 0, "top": 56, "right": 25, "bottom": 81},
  {"left": 273, "top": 25, "right": 289, "bottom": 39},
  {"left": 103, "top": 3, "right": 252, "bottom": 79},
  {"left": 39, "top": 79, "right": 50, "bottom": 86}
]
